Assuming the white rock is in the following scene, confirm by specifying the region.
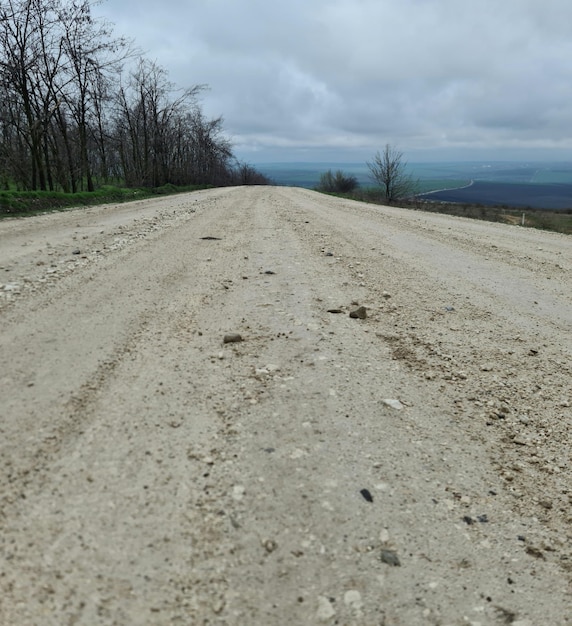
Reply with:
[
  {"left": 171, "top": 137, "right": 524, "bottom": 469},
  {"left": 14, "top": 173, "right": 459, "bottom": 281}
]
[
  {"left": 343, "top": 590, "right": 363, "bottom": 614},
  {"left": 290, "top": 448, "right": 306, "bottom": 459},
  {"left": 316, "top": 596, "right": 336, "bottom": 621},
  {"left": 382, "top": 399, "right": 404, "bottom": 410},
  {"left": 231, "top": 485, "right": 245, "bottom": 501}
]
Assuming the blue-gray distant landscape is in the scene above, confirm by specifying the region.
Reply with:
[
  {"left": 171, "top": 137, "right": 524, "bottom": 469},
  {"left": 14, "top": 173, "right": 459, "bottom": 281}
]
[{"left": 256, "top": 162, "right": 572, "bottom": 210}]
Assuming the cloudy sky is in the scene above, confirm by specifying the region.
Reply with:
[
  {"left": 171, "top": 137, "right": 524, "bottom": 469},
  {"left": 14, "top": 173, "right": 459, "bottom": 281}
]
[{"left": 94, "top": 0, "right": 572, "bottom": 163}]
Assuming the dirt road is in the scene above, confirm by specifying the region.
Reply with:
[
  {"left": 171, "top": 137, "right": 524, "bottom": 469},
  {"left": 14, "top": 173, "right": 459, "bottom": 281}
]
[{"left": 1, "top": 186, "right": 571, "bottom": 625}]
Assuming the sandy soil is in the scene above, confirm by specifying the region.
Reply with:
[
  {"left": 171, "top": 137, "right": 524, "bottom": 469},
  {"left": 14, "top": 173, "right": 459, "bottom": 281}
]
[{"left": 0, "top": 186, "right": 571, "bottom": 625}]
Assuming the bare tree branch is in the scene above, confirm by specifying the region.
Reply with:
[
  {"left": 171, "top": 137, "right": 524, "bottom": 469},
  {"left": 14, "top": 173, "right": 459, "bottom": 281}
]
[{"left": 367, "top": 144, "right": 417, "bottom": 204}]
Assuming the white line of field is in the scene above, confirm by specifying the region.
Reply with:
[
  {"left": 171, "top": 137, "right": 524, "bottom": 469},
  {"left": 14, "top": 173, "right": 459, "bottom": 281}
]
[{"left": 419, "top": 179, "right": 475, "bottom": 196}]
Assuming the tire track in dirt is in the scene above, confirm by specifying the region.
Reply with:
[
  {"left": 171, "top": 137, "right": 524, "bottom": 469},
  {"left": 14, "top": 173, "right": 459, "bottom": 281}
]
[{"left": 1, "top": 186, "right": 571, "bottom": 625}]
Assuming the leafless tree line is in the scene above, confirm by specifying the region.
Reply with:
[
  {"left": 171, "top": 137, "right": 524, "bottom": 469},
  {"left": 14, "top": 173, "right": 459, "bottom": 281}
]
[{"left": 0, "top": 0, "right": 265, "bottom": 192}]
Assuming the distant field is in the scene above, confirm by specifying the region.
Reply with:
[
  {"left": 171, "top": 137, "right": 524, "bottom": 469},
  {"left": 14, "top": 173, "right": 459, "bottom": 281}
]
[
  {"left": 418, "top": 181, "right": 572, "bottom": 210},
  {"left": 256, "top": 161, "right": 572, "bottom": 210},
  {"left": 531, "top": 169, "right": 572, "bottom": 184}
]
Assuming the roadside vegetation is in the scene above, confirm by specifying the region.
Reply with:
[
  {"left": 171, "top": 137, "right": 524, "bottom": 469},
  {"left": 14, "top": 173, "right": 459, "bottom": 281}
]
[
  {"left": 316, "top": 169, "right": 359, "bottom": 194},
  {"left": 0, "top": 0, "right": 269, "bottom": 218},
  {"left": 0, "top": 184, "right": 214, "bottom": 218},
  {"left": 410, "top": 200, "right": 572, "bottom": 235}
]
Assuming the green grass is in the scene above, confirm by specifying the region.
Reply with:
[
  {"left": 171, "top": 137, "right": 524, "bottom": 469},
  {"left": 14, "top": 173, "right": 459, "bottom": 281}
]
[
  {"left": 0, "top": 184, "right": 211, "bottom": 219},
  {"left": 524, "top": 210, "right": 572, "bottom": 233},
  {"left": 316, "top": 189, "right": 572, "bottom": 235},
  {"left": 412, "top": 202, "right": 572, "bottom": 234}
]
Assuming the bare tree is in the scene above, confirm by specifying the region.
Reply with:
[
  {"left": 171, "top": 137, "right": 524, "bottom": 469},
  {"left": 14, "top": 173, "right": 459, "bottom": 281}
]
[
  {"left": 367, "top": 144, "right": 417, "bottom": 204},
  {"left": 0, "top": 0, "right": 130, "bottom": 191},
  {"left": 113, "top": 59, "right": 209, "bottom": 187},
  {"left": 0, "top": 0, "right": 267, "bottom": 193},
  {"left": 186, "top": 107, "right": 233, "bottom": 186},
  {"left": 232, "top": 161, "right": 272, "bottom": 185},
  {"left": 0, "top": 0, "right": 63, "bottom": 189},
  {"left": 317, "top": 169, "right": 358, "bottom": 194},
  {"left": 57, "top": 0, "right": 130, "bottom": 191}
]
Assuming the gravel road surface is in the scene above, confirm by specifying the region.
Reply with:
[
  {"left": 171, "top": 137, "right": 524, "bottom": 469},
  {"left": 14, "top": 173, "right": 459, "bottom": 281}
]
[{"left": 1, "top": 186, "right": 571, "bottom": 625}]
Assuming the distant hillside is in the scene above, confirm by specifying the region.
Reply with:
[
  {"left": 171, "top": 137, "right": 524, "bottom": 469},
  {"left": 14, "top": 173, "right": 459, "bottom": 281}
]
[
  {"left": 255, "top": 161, "right": 572, "bottom": 210},
  {"left": 256, "top": 162, "right": 371, "bottom": 188}
]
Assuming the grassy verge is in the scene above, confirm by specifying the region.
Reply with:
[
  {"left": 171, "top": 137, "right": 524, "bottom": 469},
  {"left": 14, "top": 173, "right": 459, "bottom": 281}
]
[
  {"left": 0, "top": 184, "right": 212, "bottom": 219},
  {"left": 319, "top": 188, "right": 572, "bottom": 236},
  {"left": 406, "top": 200, "right": 572, "bottom": 235}
]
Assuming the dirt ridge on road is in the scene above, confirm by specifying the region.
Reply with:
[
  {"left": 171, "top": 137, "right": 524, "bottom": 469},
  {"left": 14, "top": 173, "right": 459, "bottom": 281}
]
[{"left": 1, "top": 186, "right": 571, "bottom": 625}]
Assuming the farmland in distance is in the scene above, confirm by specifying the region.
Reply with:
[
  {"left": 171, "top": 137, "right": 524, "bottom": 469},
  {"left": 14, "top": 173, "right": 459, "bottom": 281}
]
[{"left": 257, "top": 161, "right": 572, "bottom": 210}]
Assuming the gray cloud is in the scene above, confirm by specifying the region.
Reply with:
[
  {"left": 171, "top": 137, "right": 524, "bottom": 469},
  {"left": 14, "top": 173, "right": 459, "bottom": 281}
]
[{"left": 95, "top": 0, "right": 572, "bottom": 161}]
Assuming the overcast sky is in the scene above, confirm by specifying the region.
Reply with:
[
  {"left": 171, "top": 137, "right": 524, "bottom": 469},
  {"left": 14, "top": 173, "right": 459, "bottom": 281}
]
[{"left": 94, "top": 0, "right": 572, "bottom": 163}]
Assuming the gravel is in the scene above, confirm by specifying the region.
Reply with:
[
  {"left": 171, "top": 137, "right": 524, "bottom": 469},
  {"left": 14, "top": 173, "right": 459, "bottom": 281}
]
[{"left": 0, "top": 186, "right": 570, "bottom": 625}]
